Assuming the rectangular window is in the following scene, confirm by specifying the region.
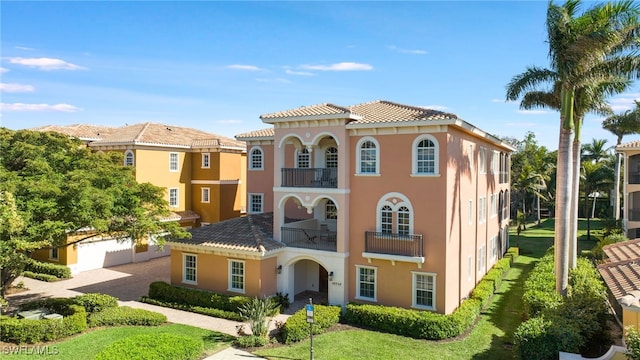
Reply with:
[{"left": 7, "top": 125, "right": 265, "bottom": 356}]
[
  {"left": 381, "top": 206, "right": 393, "bottom": 233},
  {"left": 169, "top": 188, "right": 179, "bottom": 207},
  {"left": 491, "top": 236, "right": 498, "bottom": 261},
  {"left": 477, "top": 245, "right": 486, "bottom": 275},
  {"left": 49, "top": 247, "right": 59, "bottom": 261},
  {"left": 398, "top": 207, "right": 410, "bottom": 235},
  {"left": 360, "top": 148, "right": 377, "bottom": 173},
  {"left": 356, "top": 266, "right": 376, "bottom": 301},
  {"left": 478, "top": 196, "right": 486, "bottom": 224},
  {"left": 169, "top": 152, "right": 179, "bottom": 172},
  {"left": 183, "top": 254, "right": 197, "bottom": 284},
  {"left": 468, "top": 199, "right": 473, "bottom": 224},
  {"left": 229, "top": 260, "right": 245, "bottom": 293},
  {"left": 493, "top": 151, "right": 500, "bottom": 174},
  {"left": 249, "top": 193, "right": 263, "bottom": 214},
  {"left": 413, "top": 272, "right": 435, "bottom": 310},
  {"left": 202, "top": 153, "right": 210, "bottom": 168},
  {"left": 468, "top": 256, "right": 472, "bottom": 281},
  {"left": 297, "top": 150, "right": 310, "bottom": 168},
  {"left": 201, "top": 188, "right": 210, "bottom": 203},
  {"left": 490, "top": 194, "right": 498, "bottom": 218},
  {"left": 479, "top": 147, "right": 487, "bottom": 174}
]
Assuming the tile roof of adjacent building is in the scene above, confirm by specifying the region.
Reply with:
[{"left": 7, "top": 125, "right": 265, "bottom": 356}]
[
  {"left": 617, "top": 139, "right": 640, "bottom": 150},
  {"left": 259, "top": 100, "right": 458, "bottom": 124},
  {"left": 33, "top": 122, "right": 246, "bottom": 150},
  {"left": 31, "top": 124, "right": 117, "bottom": 140},
  {"left": 597, "top": 239, "right": 640, "bottom": 307},
  {"left": 169, "top": 212, "right": 283, "bottom": 254},
  {"left": 235, "top": 128, "right": 275, "bottom": 140}
]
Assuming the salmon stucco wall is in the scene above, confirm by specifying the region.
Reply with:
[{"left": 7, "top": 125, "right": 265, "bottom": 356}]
[
  {"left": 624, "top": 306, "right": 640, "bottom": 330},
  {"left": 247, "top": 144, "right": 274, "bottom": 213}
]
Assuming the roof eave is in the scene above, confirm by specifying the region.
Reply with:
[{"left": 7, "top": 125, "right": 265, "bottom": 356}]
[{"left": 261, "top": 113, "right": 362, "bottom": 124}]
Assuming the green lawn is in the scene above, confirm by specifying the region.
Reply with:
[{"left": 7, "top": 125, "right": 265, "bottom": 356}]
[
  {"left": 255, "top": 218, "right": 602, "bottom": 360},
  {"left": 3, "top": 324, "right": 234, "bottom": 359}
]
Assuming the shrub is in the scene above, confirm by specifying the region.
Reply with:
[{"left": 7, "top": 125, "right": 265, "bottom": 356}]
[
  {"left": 282, "top": 305, "right": 341, "bottom": 343},
  {"left": 513, "top": 316, "right": 583, "bottom": 360},
  {"left": 140, "top": 297, "right": 243, "bottom": 321},
  {"left": 470, "top": 279, "right": 495, "bottom": 309},
  {"left": 235, "top": 334, "right": 268, "bottom": 348},
  {"left": 24, "top": 258, "right": 71, "bottom": 279},
  {"left": 74, "top": 293, "right": 119, "bottom": 313},
  {"left": 273, "top": 292, "right": 290, "bottom": 310},
  {"left": 88, "top": 306, "right": 166, "bottom": 327},
  {"left": 626, "top": 326, "right": 640, "bottom": 360},
  {"left": 21, "top": 271, "right": 58, "bottom": 282},
  {"left": 95, "top": 333, "right": 203, "bottom": 360},
  {"left": 0, "top": 304, "right": 87, "bottom": 344},
  {"left": 147, "top": 281, "right": 250, "bottom": 312},
  {"left": 238, "top": 297, "right": 279, "bottom": 338}
]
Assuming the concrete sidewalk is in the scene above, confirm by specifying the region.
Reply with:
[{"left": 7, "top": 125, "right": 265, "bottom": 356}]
[{"left": 4, "top": 257, "right": 287, "bottom": 359}]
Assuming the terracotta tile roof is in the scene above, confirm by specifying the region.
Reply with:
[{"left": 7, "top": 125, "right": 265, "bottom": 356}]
[
  {"left": 90, "top": 122, "right": 246, "bottom": 149},
  {"left": 603, "top": 239, "right": 640, "bottom": 262},
  {"left": 258, "top": 100, "right": 458, "bottom": 124},
  {"left": 170, "top": 212, "right": 283, "bottom": 254},
  {"left": 235, "top": 128, "right": 275, "bottom": 140},
  {"left": 597, "top": 260, "right": 640, "bottom": 300},
  {"left": 617, "top": 139, "right": 640, "bottom": 149},
  {"left": 31, "top": 124, "right": 116, "bottom": 140}
]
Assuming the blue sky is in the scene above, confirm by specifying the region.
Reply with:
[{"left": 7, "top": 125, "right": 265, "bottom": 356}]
[{"left": 1, "top": 1, "right": 639, "bottom": 150}]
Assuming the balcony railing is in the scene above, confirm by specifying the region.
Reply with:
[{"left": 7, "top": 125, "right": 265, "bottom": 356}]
[
  {"left": 281, "top": 168, "right": 337, "bottom": 188},
  {"left": 281, "top": 227, "right": 337, "bottom": 252},
  {"left": 364, "top": 231, "right": 423, "bottom": 257},
  {"left": 629, "top": 209, "right": 640, "bottom": 221}
]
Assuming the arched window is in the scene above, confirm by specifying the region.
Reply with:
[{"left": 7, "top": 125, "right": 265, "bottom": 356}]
[
  {"left": 377, "top": 193, "right": 414, "bottom": 234},
  {"left": 325, "top": 199, "right": 337, "bottom": 220},
  {"left": 325, "top": 147, "right": 338, "bottom": 168},
  {"left": 124, "top": 150, "right": 134, "bottom": 166},
  {"left": 412, "top": 135, "right": 439, "bottom": 175},
  {"left": 356, "top": 137, "right": 379, "bottom": 174},
  {"left": 249, "top": 147, "right": 263, "bottom": 170},
  {"left": 297, "top": 148, "right": 310, "bottom": 168}
]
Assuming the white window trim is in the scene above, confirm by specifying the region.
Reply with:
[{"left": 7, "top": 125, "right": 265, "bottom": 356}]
[
  {"left": 169, "top": 188, "right": 179, "bottom": 208},
  {"left": 248, "top": 193, "right": 264, "bottom": 214},
  {"left": 376, "top": 192, "right": 414, "bottom": 234},
  {"left": 355, "top": 265, "right": 377, "bottom": 301},
  {"left": 477, "top": 245, "right": 486, "bottom": 275},
  {"left": 411, "top": 134, "right": 439, "bottom": 176},
  {"left": 169, "top": 152, "right": 179, "bottom": 172},
  {"left": 228, "top": 259, "right": 246, "bottom": 294},
  {"left": 490, "top": 193, "right": 498, "bottom": 218},
  {"left": 249, "top": 146, "right": 264, "bottom": 171},
  {"left": 295, "top": 148, "right": 311, "bottom": 168},
  {"left": 412, "top": 271, "right": 436, "bottom": 311},
  {"left": 201, "top": 187, "right": 210, "bottom": 203},
  {"left": 491, "top": 235, "right": 498, "bottom": 262},
  {"left": 479, "top": 147, "right": 487, "bottom": 175},
  {"left": 468, "top": 256, "right": 472, "bottom": 282},
  {"left": 182, "top": 253, "right": 197, "bottom": 285},
  {"left": 49, "top": 247, "right": 59, "bottom": 261},
  {"left": 478, "top": 196, "right": 486, "bottom": 224},
  {"left": 468, "top": 199, "right": 473, "bottom": 225},
  {"left": 355, "top": 136, "right": 380, "bottom": 175},
  {"left": 124, "top": 150, "right": 135, "bottom": 166},
  {"left": 201, "top": 153, "right": 210, "bottom": 169}
]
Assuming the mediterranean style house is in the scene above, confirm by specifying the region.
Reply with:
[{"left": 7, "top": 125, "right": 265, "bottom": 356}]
[
  {"left": 168, "top": 100, "right": 513, "bottom": 314},
  {"left": 31, "top": 122, "right": 246, "bottom": 273}
]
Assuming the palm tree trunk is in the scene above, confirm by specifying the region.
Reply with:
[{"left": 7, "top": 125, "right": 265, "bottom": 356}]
[
  {"left": 537, "top": 192, "right": 541, "bottom": 226},
  {"left": 555, "top": 87, "right": 575, "bottom": 297},
  {"left": 569, "top": 132, "right": 581, "bottom": 270},
  {"left": 614, "top": 137, "right": 623, "bottom": 220}
]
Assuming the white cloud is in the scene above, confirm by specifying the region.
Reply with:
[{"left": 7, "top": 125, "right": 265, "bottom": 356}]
[
  {"left": 388, "top": 45, "right": 427, "bottom": 55},
  {"left": 422, "top": 105, "right": 448, "bottom": 111},
  {"left": 285, "top": 69, "right": 315, "bottom": 76},
  {"left": 300, "top": 62, "right": 373, "bottom": 71},
  {"left": 15, "top": 46, "right": 35, "bottom": 51},
  {"left": 226, "top": 64, "right": 263, "bottom": 71},
  {"left": 517, "top": 109, "right": 550, "bottom": 115},
  {"left": 0, "top": 102, "right": 82, "bottom": 112},
  {"left": 609, "top": 93, "right": 640, "bottom": 112},
  {"left": 0, "top": 67, "right": 9, "bottom": 73},
  {"left": 7, "top": 57, "right": 86, "bottom": 71},
  {"left": 0, "top": 83, "right": 35, "bottom": 93}
]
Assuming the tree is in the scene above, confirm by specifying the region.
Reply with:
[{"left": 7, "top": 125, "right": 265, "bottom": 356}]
[
  {"left": 581, "top": 160, "right": 614, "bottom": 240},
  {"left": 0, "top": 129, "right": 190, "bottom": 297},
  {"left": 582, "top": 138, "right": 610, "bottom": 164},
  {"left": 505, "top": 0, "right": 640, "bottom": 296},
  {"left": 603, "top": 102, "right": 640, "bottom": 219}
]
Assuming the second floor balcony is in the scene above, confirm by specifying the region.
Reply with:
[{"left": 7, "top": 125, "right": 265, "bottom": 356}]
[
  {"left": 364, "top": 231, "right": 424, "bottom": 258},
  {"left": 281, "top": 168, "right": 337, "bottom": 188},
  {"left": 281, "top": 226, "right": 337, "bottom": 252}
]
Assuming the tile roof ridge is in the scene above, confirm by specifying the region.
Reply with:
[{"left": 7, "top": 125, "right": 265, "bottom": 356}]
[
  {"left": 597, "top": 258, "right": 640, "bottom": 268},
  {"left": 134, "top": 122, "right": 152, "bottom": 142},
  {"left": 246, "top": 214, "right": 267, "bottom": 254}
]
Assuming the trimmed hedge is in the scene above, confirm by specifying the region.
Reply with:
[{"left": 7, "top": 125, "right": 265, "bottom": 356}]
[
  {"left": 74, "top": 293, "right": 119, "bottom": 313},
  {"left": 148, "top": 281, "right": 250, "bottom": 312},
  {"left": 88, "top": 306, "right": 167, "bottom": 327},
  {"left": 140, "top": 297, "right": 243, "bottom": 321},
  {"left": 282, "top": 305, "right": 341, "bottom": 343},
  {"left": 21, "top": 271, "right": 59, "bottom": 282},
  {"left": 95, "top": 333, "right": 203, "bottom": 360},
  {"left": 24, "top": 258, "right": 71, "bottom": 279},
  {"left": 514, "top": 316, "right": 583, "bottom": 360},
  {"left": 0, "top": 304, "right": 87, "bottom": 343}
]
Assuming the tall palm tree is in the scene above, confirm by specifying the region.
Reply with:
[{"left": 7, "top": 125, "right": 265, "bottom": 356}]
[
  {"left": 581, "top": 160, "right": 614, "bottom": 240},
  {"left": 506, "top": 0, "right": 640, "bottom": 296},
  {"left": 582, "top": 138, "right": 611, "bottom": 163},
  {"left": 603, "top": 102, "right": 640, "bottom": 219}
]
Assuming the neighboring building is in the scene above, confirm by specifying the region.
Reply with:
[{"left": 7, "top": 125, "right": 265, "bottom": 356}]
[
  {"left": 619, "top": 140, "right": 640, "bottom": 239},
  {"left": 31, "top": 122, "right": 247, "bottom": 273},
  {"left": 597, "top": 239, "right": 640, "bottom": 330},
  {"left": 168, "top": 100, "right": 513, "bottom": 314}
]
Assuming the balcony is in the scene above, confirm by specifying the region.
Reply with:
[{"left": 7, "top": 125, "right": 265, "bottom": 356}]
[
  {"left": 281, "top": 168, "right": 337, "bottom": 188},
  {"left": 363, "top": 231, "right": 424, "bottom": 265},
  {"left": 281, "top": 226, "right": 337, "bottom": 252}
]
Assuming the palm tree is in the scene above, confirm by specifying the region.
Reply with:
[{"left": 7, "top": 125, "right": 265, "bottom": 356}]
[
  {"left": 581, "top": 160, "right": 614, "bottom": 240},
  {"left": 603, "top": 102, "right": 640, "bottom": 219},
  {"left": 582, "top": 138, "right": 610, "bottom": 164},
  {"left": 505, "top": 0, "right": 640, "bottom": 296}
]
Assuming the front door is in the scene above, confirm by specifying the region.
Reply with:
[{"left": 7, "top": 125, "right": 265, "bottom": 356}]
[{"left": 319, "top": 267, "right": 328, "bottom": 292}]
